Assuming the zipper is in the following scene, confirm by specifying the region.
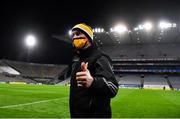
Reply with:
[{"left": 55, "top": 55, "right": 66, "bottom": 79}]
[{"left": 89, "top": 97, "right": 93, "bottom": 111}]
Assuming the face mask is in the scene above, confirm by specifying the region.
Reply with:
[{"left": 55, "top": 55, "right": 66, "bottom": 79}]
[{"left": 72, "top": 38, "right": 88, "bottom": 49}]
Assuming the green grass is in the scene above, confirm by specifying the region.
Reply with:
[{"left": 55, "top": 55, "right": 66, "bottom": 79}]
[
  {"left": 0, "top": 84, "right": 180, "bottom": 118},
  {"left": 111, "top": 89, "right": 180, "bottom": 118}
]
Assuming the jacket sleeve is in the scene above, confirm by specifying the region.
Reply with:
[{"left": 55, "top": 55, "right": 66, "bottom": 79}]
[{"left": 89, "top": 56, "right": 119, "bottom": 98}]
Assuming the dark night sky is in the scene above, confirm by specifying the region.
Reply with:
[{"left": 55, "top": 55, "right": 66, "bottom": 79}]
[{"left": 0, "top": 0, "right": 180, "bottom": 64}]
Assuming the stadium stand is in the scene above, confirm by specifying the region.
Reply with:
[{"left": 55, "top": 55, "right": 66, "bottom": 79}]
[
  {"left": 143, "top": 75, "right": 169, "bottom": 89},
  {"left": 0, "top": 73, "right": 36, "bottom": 84},
  {"left": 101, "top": 42, "right": 180, "bottom": 89},
  {"left": 57, "top": 77, "right": 70, "bottom": 86},
  {"left": 3, "top": 60, "right": 67, "bottom": 78},
  {"left": 168, "top": 75, "right": 180, "bottom": 89},
  {"left": 0, "top": 60, "right": 20, "bottom": 75},
  {"left": 0, "top": 60, "right": 68, "bottom": 84},
  {"left": 102, "top": 43, "right": 180, "bottom": 60},
  {"left": 118, "top": 74, "right": 142, "bottom": 88}
]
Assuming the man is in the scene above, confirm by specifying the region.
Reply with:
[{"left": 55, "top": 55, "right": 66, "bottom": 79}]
[{"left": 69, "top": 23, "right": 118, "bottom": 118}]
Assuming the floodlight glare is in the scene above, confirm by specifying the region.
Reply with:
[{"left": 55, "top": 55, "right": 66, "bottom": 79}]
[
  {"left": 110, "top": 28, "right": 113, "bottom": 32},
  {"left": 138, "top": 25, "right": 144, "bottom": 30},
  {"left": 25, "top": 35, "right": 36, "bottom": 48},
  {"left": 134, "top": 27, "right": 139, "bottom": 31},
  {"left": 172, "top": 23, "right": 177, "bottom": 27},
  {"left": 144, "top": 22, "right": 152, "bottom": 30},
  {"left": 68, "top": 30, "right": 72, "bottom": 36},
  {"left": 93, "top": 28, "right": 104, "bottom": 33},
  {"left": 113, "top": 24, "right": 127, "bottom": 33},
  {"left": 98, "top": 28, "right": 101, "bottom": 33},
  {"left": 101, "top": 28, "right": 104, "bottom": 32},
  {"left": 159, "top": 21, "right": 172, "bottom": 29}
]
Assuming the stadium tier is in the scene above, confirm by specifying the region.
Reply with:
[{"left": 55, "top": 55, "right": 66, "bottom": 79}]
[
  {"left": 0, "top": 61, "right": 20, "bottom": 75},
  {"left": 96, "top": 28, "right": 180, "bottom": 89},
  {"left": 0, "top": 73, "right": 36, "bottom": 84},
  {"left": 3, "top": 60, "right": 68, "bottom": 78},
  {"left": 143, "top": 75, "right": 169, "bottom": 89},
  {"left": 101, "top": 43, "right": 180, "bottom": 60},
  {"left": 0, "top": 60, "right": 68, "bottom": 84},
  {"left": 112, "top": 57, "right": 180, "bottom": 90},
  {"left": 168, "top": 75, "right": 180, "bottom": 89},
  {"left": 57, "top": 77, "right": 70, "bottom": 86},
  {"left": 117, "top": 74, "right": 142, "bottom": 88}
]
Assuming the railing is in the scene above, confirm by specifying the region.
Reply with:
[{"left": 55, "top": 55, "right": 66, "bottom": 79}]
[
  {"left": 113, "top": 69, "right": 180, "bottom": 73},
  {"left": 112, "top": 58, "right": 180, "bottom": 62}
]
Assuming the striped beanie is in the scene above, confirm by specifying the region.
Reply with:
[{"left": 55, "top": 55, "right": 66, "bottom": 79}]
[{"left": 72, "top": 23, "right": 93, "bottom": 43}]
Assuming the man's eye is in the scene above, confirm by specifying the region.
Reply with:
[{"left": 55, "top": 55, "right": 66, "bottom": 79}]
[
  {"left": 76, "top": 32, "right": 80, "bottom": 36},
  {"left": 72, "top": 31, "right": 81, "bottom": 37}
]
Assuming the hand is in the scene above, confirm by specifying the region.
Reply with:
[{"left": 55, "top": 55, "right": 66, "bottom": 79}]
[{"left": 76, "top": 62, "right": 94, "bottom": 88}]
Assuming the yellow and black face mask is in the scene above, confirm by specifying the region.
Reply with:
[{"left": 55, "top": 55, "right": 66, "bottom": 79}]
[{"left": 72, "top": 38, "right": 88, "bottom": 49}]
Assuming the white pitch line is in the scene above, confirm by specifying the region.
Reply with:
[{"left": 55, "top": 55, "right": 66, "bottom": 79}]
[{"left": 0, "top": 97, "right": 68, "bottom": 109}]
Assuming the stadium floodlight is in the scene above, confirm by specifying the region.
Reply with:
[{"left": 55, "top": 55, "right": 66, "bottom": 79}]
[
  {"left": 159, "top": 21, "right": 172, "bottom": 29},
  {"left": 101, "top": 28, "right": 104, "bottom": 32},
  {"left": 134, "top": 27, "right": 139, "bottom": 31},
  {"left": 134, "top": 22, "right": 153, "bottom": 31},
  {"left": 143, "top": 22, "right": 153, "bottom": 30},
  {"left": 93, "top": 28, "right": 97, "bottom": 33},
  {"left": 93, "top": 28, "right": 104, "bottom": 33},
  {"left": 25, "top": 35, "right": 36, "bottom": 48},
  {"left": 112, "top": 24, "right": 128, "bottom": 33},
  {"left": 138, "top": 25, "right": 144, "bottom": 30},
  {"left": 172, "top": 23, "right": 177, "bottom": 27},
  {"left": 95, "top": 28, "right": 98, "bottom": 33},
  {"left": 97, "top": 28, "right": 101, "bottom": 33}
]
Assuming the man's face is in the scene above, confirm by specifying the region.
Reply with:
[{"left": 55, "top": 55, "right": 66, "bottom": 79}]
[{"left": 72, "top": 30, "right": 91, "bottom": 49}]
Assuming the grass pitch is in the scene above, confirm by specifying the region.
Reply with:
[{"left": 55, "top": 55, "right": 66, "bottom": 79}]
[{"left": 0, "top": 84, "right": 180, "bottom": 118}]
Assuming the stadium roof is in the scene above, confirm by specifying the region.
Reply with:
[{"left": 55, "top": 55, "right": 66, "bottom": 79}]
[{"left": 93, "top": 21, "right": 180, "bottom": 46}]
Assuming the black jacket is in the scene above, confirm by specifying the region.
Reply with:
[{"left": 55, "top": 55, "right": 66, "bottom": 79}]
[{"left": 70, "top": 47, "right": 119, "bottom": 118}]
